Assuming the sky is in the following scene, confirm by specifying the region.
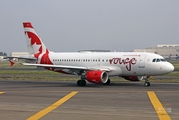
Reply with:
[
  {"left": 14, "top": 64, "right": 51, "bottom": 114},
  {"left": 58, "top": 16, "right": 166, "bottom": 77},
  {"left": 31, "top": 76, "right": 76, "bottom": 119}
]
[{"left": 0, "top": 0, "right": 179, "bottom": 55}]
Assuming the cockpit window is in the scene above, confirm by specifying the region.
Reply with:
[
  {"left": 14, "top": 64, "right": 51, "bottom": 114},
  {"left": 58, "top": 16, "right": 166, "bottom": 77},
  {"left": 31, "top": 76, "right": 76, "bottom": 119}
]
[
  {"left": 156, "top": 59, "right": 160, "bottom": 62},
  {"left": 153, "top": 58, "right": 166, "bottom": 62},
  {"left": 160, "top": 59, "right": 166, "bottom": 62}
]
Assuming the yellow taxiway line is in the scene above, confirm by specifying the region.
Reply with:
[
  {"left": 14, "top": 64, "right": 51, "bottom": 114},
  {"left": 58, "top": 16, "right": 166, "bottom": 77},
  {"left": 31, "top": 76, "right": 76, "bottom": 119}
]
[
  {"left": 147, "top": 91, "right": 171, "bottom": 120},
  {"left": 27, "top": 91, "right": 78, "bottom": 120},
  {"left": 0, "top": 92, "right": 4, "bottom": 95}
]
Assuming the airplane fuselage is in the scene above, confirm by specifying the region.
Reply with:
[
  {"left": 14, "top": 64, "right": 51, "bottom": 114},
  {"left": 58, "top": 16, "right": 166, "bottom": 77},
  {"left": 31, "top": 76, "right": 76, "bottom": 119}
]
[{"left": 37, "top": 51, "right": 173, "bottom": 77}]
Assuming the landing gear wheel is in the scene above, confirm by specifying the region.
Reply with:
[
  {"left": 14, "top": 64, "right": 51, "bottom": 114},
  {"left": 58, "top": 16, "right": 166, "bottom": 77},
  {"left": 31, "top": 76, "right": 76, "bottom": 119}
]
[
  {"left": 144, "top": 76, "right": 150, "bottom": 87},
  {"left": 103, "top": 79, "right": 111, "bottom": 85},
  {"left": 144, "top": 82, "right": 150, "bottom": 87},
  {"left": 77, "top": 80, "right": 86, "bottom": 86}
]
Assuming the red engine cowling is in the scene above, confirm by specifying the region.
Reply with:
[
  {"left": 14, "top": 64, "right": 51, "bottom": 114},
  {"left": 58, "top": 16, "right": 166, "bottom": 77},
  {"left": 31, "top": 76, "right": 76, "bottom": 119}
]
[
  {"left": 123, "top": 76, "right": 143, "bottom": 81},
  {"left": 85, "top": 70, "right": 108, "bottom": 84}
]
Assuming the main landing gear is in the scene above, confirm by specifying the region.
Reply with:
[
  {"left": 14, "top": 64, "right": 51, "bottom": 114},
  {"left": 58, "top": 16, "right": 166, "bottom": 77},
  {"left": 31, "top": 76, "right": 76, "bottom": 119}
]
[
  {"left": 144, "top": 77, "right": 150, "bottom": 87},
  {"left": 103, "top": 78, "right": 111, "bottom": 85},
  {"left": 77, "top": 80, "right": 86, "bottom": 86},
  {"left": 77, "top": 78, "right": 111, "bottom": 86}
]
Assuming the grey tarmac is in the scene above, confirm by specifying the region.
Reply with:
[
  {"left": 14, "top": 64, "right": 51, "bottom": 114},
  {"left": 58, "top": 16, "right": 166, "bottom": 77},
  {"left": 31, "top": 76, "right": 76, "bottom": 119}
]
[{"left": 0, "top": 80, "right": 179, "bottom": 120}]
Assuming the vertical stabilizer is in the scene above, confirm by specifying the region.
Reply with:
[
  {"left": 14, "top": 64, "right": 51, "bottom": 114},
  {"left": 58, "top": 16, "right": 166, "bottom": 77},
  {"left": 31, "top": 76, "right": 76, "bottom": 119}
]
[{"left": 23, "top": 22, "right": 49, "bottom": 58}]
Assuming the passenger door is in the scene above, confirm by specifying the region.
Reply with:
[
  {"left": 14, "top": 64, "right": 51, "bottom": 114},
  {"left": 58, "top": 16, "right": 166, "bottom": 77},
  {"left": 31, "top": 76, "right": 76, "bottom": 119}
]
[{"left": 138, "top": 55, "right": 146, "bottom": 68}]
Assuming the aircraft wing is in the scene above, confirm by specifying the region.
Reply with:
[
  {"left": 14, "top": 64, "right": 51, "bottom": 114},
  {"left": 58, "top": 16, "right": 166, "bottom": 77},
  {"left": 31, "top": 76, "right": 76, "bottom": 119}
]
[{"left": 22, "top": 63, "right": 111, "bottom": 71}]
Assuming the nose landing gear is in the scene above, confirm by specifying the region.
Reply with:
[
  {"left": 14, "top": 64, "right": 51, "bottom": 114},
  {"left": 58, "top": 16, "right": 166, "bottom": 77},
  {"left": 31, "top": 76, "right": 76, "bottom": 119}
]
[
  {"left": 144, "top": 76, "right": 150, "bottom": 87},
  {"left": 144, "top": 81, "right": 150, "bottom": 87}
]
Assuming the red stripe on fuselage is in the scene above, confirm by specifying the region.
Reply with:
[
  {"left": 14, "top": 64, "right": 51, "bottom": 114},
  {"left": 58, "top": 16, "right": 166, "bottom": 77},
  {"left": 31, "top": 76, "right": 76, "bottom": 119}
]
[{"left": 40, "top": 50, "right": 53, "bottom": 64}]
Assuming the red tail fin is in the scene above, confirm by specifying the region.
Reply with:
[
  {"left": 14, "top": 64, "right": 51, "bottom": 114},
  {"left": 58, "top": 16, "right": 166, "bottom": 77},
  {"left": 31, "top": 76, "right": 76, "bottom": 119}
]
[{"left": 23, "top": 22, "right": 49, "bottom": 56}]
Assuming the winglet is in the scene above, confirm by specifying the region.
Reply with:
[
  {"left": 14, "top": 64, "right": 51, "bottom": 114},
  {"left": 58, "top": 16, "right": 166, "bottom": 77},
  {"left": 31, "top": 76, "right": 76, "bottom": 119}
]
[{"left": 9, "top": 60, "right": 15, "bottom": 66}]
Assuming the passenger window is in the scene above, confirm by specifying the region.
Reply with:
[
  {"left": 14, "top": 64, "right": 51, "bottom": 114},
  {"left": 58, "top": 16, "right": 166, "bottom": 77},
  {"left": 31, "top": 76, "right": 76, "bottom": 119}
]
[{"left": 152, "top": 59, "right": 156, "bottom": 62}]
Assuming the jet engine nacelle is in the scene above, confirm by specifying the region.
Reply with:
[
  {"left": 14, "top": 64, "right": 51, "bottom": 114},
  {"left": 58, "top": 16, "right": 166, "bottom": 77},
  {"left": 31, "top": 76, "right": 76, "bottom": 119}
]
[
  {"left": 84, "top": 70, "right": 108, "bottom": 84},
  {"left": 123, "top": 76, "right": 144, "bottom": 81}
]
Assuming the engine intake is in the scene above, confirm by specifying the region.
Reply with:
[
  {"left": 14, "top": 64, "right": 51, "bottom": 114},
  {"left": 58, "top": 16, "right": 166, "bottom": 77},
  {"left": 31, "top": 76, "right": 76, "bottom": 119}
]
[{"left": 83, "top": 70, "right": 108, "bottom": 84}]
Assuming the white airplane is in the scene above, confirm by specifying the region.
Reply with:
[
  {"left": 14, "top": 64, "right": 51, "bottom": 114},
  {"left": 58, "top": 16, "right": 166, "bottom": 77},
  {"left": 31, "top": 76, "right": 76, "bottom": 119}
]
[{"left": 20, "top": 22, "right": 174, "bottom": 87}]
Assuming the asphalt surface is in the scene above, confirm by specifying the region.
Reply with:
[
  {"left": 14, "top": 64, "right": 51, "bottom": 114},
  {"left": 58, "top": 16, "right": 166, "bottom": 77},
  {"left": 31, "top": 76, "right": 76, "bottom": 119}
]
[{"left": 0, "top": 80, "right": 179, "bottom": 120}]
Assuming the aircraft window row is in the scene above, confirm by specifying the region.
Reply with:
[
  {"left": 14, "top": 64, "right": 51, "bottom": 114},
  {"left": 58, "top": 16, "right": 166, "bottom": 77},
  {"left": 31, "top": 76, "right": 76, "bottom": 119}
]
[
  {"left": 52, "top": 59, "right": 109, "bottom": 62},
  {"left": 152, "top": 58, "right": 166, "bottom": 62}
]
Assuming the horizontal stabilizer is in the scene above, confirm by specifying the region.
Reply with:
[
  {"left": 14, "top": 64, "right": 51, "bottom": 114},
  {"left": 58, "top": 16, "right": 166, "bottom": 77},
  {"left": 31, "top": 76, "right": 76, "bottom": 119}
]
[{"left": 10, "top": 60, "right": 15, "bottom": 66}]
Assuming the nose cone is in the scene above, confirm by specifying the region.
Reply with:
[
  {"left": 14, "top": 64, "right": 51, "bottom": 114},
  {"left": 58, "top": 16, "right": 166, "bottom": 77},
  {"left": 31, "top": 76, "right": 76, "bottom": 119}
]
[{"left": 166, "top": 63, "right": 174, "bottom": 73}]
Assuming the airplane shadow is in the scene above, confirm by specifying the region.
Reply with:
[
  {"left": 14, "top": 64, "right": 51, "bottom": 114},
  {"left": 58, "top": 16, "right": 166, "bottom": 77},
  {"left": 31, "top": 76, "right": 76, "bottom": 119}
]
[{"left": 0, "top": 80, "right": 149, "bottom": 88}]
